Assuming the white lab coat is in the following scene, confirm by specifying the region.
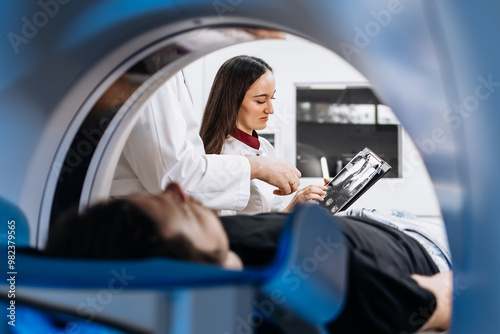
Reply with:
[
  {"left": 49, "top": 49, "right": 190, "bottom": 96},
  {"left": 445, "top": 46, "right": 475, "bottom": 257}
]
[
  {"left": 111, "top": 72, "right": 251, "bottom": 211},
  {"left": 219, "top": 135, "right": 290, "bottom": 216}
]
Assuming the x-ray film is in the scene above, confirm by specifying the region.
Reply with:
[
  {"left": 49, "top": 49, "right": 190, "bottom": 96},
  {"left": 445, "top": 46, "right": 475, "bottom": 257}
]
[{"left": 320, "top": 148, "right": 391, "bottom": 214}]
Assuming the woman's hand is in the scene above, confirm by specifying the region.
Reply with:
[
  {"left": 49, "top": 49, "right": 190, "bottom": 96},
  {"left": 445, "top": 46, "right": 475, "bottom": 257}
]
[
  {"left": 246, "top": 155, "right": 301, "bottom": 195},
  {"left": 282, "top": 185, "right": 327, "bottom": 212}
]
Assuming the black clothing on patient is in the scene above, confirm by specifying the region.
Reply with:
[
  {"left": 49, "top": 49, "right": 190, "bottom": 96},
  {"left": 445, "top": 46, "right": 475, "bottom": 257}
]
[{"left": 220, "top": 211, "right": 439, "bottom": 334}]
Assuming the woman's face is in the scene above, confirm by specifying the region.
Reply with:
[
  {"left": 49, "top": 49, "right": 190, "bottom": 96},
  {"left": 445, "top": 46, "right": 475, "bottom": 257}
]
[{"left": 236, "top": 70, "right": 276, "bottom": 135}]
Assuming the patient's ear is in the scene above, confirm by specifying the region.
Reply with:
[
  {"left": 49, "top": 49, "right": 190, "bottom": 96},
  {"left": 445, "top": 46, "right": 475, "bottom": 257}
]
[{"left": 164, "top": 182, "right": 188, "bottom": 203}]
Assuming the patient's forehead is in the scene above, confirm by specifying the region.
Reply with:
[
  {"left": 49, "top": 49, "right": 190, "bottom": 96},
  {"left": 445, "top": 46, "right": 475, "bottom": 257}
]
[
  {"left": 126, "top": 191, "right": 234, "bottom": 266},
  {"left": 125, "top": 193, "right": 183, "bottom": 229},
  {"left": 126, "top": 191, "right": 223, "bottom": 241}
]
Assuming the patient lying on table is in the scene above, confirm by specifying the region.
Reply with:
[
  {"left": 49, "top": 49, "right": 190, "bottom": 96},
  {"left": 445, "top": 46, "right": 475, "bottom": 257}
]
[{"left": 45, "top": 182, "right": 453, "bottom": 333}]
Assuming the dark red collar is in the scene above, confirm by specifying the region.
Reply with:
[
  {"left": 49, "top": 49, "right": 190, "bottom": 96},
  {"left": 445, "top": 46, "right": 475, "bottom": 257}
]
[{"left": 233, "top": 129, "right": 260, "bottom": 150}]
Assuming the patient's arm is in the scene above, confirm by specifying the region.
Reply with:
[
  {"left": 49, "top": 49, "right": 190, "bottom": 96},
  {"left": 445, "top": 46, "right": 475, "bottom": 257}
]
[{"left": 412, "top": 271, "right": 453, "bottom": 332}]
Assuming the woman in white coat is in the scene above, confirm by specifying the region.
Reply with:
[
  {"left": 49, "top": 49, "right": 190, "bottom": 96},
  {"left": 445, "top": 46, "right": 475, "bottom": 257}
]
[
  {"left": 111, "top": 70, "right": 301, "bottom": 210},
  {"left": 200, "top": 55, "right": 326, "bottom": 215}
]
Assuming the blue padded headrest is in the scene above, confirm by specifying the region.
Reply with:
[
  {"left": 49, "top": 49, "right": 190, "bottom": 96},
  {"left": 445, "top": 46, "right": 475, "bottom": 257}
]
[
  {"left": 1, "top": 205, "right": 347, "bottom": 329},
  {"left": 0, "top": 197, "right": 30, "bottom": 247},
  {"left": 0, "top": 206, "right": 303, "bottom": 289},
  {"left": 11, "top": 250, "right": 271, "bottom": 289}
]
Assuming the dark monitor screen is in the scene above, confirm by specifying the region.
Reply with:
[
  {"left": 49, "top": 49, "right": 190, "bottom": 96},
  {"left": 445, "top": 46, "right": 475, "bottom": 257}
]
[{"left": 296, "top": 122, "right": 400, "bottom": 178}]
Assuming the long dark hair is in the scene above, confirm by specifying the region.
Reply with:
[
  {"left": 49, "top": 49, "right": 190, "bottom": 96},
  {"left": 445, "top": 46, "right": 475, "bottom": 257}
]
[{"left": 200, "top": 55, "right": 273, "bottom": 154}]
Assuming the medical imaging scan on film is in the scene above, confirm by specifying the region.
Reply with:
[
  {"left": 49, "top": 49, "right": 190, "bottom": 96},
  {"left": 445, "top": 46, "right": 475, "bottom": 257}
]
[{"left": 320, "top": 148, "right": 391, "bottom": 214}]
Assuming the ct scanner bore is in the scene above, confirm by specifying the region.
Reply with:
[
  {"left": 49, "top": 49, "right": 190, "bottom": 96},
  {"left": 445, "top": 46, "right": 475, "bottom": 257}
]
[
  {"left": 2, "top": 0, "right": 500, "bottom": 332},
  {"left": 47, "top": 27, "right": 274, "bottom": 245}
]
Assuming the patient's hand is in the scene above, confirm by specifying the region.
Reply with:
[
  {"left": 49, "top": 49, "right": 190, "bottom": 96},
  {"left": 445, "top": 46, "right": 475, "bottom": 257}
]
[
  {"left": 412, "top": 271, "right": 453, "bottom": 332},
  {"left": 282, "top": 185, "right": 327, "bottom": 212},
  {"left": 246, "top": 156, "right": 301, "bottom": 195}
]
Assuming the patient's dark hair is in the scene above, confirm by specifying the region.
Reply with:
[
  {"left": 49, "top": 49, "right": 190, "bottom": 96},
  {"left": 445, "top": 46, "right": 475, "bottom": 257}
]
[{"left": 45, "top": 199, "right": 220, "bottom": 264}]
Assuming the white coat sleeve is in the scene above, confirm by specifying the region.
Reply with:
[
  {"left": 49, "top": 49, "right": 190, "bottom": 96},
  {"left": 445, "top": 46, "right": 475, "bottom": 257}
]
[{"left": 121, "top": 74, "right": 251, "bottom": 210}]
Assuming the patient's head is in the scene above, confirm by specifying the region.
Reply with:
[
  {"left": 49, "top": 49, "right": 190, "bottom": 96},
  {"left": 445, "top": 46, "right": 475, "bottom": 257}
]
[{"left": 45, "top": 183, "right": 242, "bottom": 269}]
